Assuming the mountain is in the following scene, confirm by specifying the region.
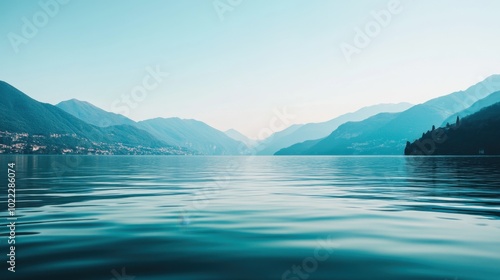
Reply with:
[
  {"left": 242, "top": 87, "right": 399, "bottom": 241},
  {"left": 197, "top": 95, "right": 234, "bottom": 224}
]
[
  {"left": 405, "top": 102, "right": 500, "bottom": 155},
  {"left": 225, "top": 129, "right": 257, "bottom": 148},
  {"left": 276, "top": 75, "right": 500, "bottom": 155},
  {"left": 138, "top": 118, "right": 246, "bottom": 155},
  {"left": 257, "top": 102, "right": 413, "bottom": 155},
  {"left": 0, "top": 81, "right": 186, "bottom": 154},
  {"left": 56, "top": 99, "right": 136, "bottom": 127},
  {"left": 275, "top": 112, "right": 400, "bottom": 155},
  {"left": 56, "top": 98, "right": 248, "bottom": 155},
  {"left": 256, "top": 124, "right": 304, "bottom": 155},
  {"left": 441, "top": 91, "right": 500, "bottom": 127},
  {"left": 274, "top": 138, "right": 322, "bottom": 155}
]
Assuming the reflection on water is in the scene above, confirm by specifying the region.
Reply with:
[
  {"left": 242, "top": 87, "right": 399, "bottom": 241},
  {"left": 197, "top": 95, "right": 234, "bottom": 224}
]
[
  {"left": 403, "top": 157, "right": 500, "bottom": 218},
  {"left": 0, "top": 156, "right": 499, "bottom": 280}
]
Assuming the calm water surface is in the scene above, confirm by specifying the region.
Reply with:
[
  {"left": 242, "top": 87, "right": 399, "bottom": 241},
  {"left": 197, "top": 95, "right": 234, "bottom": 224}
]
[{"left": 1, "top": 156, "right": 500, "bottom": 280}]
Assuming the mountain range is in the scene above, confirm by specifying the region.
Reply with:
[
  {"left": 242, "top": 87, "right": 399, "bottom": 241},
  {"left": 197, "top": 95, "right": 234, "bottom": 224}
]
[
  {"left": 256, "top": 102, "right": 413, "bottom": 155},
  {"left": 0, "top": 81, "right": 184, "bottom": 154},
  {"left": 225, "top": 129, "right": 258, "bottom": 148},
  {"left": 2, "top": 74, "right": 500, "bottom": 156},
  {"left": 56, "top": 99, "right": 136, "bottom": 127},
  {"left": 405, "top": 101, "right": 500, "bottom": 155},
  {"left": 56, "top": 99, "right": 245, "bottom": 155},
  {"left": 441, "top": 90, "right": 500, "bottom": 127},
  {"left": 137, "top": 118, "right": 246, "bottom": 155},
  {"left": 276, "top": 75, "right": 500, "bottom": 155}
]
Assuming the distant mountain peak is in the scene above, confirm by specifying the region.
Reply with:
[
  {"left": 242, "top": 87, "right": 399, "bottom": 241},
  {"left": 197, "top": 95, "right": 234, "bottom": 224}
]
[
  {"left": 56, "top": 98, "right": 136, "bottom": 128},
  {"left": 0, "top": 81, "right": 187, "bottom": 155},
  {"left": 276, "top": 75, "right": 500, "bottom": 155},
  {"left": 256, "top": 102, "right": 413, "bottom": 155},
  {"left": 57, "top": 98, "right": 95, "bottom": 107},
  {"left": 138, "top": 117, "right": 247, "bottom": 155},
  {"left": 225, "top": 129, "right": 256, "bottom": 148}
]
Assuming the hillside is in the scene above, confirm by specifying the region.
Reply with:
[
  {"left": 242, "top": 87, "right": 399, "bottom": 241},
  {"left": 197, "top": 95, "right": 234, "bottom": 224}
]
[
  {"left": 257, "top": 103, "right": 412, "bottom": 155},
  {"left": 138, "top": 118, "right": 246, "bottom": 155},
  {"left": 0, "top": 81, "right": 186, "bottom": 154},
  {"left": 56, "top": 99, "right": 136, "bottom": 127},
  {"left": 276, "top": 112, "right": 400, "bottom": 155},
  {"left": 225, "top": 129, "right": 257, "bottom": 148},
  {"left": 405, "top": 102, "right": 500, "bottom": 155},
  {"left": 441, "top": 91, "right": 500, "bottom": 127},
  {"left": 276, "top": 75, "right": 500, "bottom": 155},
  {"left": 56, "top": 97, "right": 247, "bottom": 155}
]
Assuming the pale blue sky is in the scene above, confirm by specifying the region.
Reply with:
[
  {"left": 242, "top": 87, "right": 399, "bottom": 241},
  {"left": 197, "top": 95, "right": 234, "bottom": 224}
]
[{"left": 1, "top": 0, "right": 500, "bottom": 138}]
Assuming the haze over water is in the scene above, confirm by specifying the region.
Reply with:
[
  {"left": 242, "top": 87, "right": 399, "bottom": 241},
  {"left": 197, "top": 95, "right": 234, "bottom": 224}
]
[{"left": 1, "top": 155, "right": 500, "bottom": 280}]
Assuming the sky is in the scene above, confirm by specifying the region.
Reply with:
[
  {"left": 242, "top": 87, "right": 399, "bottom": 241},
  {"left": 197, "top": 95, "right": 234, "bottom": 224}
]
[{"left": 1, "top": 0, "right": 500, "bottom": 139}]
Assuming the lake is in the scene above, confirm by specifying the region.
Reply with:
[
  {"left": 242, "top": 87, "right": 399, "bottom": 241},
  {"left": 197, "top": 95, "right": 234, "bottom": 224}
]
[{"left": 1, "top": 156, "right": 500, "bottom": 280}]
